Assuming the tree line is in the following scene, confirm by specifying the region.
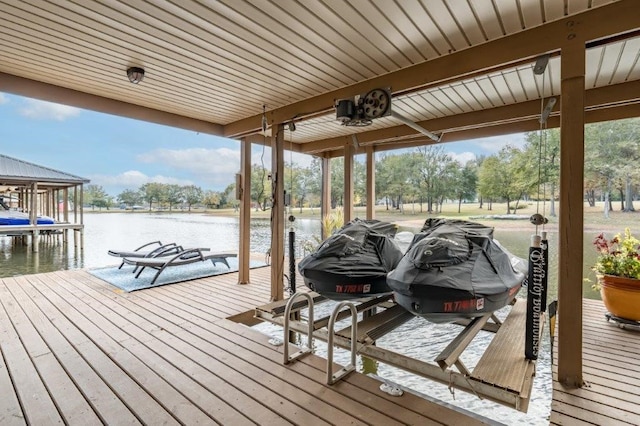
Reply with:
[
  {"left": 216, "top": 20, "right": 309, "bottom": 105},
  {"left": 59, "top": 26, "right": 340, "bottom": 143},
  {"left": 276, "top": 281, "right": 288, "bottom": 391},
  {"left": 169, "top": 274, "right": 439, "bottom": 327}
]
[{"left": 85, "top": 118, "right": 639, "bottom": 216}]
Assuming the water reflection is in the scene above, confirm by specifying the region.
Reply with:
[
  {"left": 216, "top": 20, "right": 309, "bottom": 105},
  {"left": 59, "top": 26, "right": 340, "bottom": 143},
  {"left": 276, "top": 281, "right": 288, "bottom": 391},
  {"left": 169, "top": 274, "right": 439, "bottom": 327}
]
[{"left": 0, "top": 213, "right": 605, "bottom": 302}]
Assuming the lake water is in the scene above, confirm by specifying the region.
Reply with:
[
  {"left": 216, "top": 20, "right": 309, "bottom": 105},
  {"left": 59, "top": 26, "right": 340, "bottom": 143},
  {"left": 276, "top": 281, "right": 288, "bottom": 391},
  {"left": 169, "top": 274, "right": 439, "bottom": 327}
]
[{"left": 0, "top": 212, "right": 605, "bottom": 425}]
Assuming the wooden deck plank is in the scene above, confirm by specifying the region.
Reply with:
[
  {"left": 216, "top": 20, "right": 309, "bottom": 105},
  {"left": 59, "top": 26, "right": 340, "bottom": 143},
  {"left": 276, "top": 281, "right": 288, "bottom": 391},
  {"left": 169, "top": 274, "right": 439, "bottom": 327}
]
[
  {"left": 76, "top": 272, "right": 395, "bottom": 425},
  {"left": 0, "top": 322, "right": 26, "bottom": 426},
  {"left": 3, "top": 278, "right": 104, "bottom": 425},
  {"left": 48, "top": 271, "right": 279, "bottom": 426},
  {"left": 1, "top": 267, "right": 512, "bottom": 425},
  {"left": 15, "top": 273, "right": 185, "bottom": 425},
  {"left": 78, "top": 269, "right": 445, "bottom": 425},
  {"left": 0, "top": 281, "right": 63, "bottom": 425},
  {"left": 471, "top": 298, "right": 535, "bottom": 393},
  {"left": 53, "top": 271, "right": 332, "bottom": 425},
  {"left": 216, "top": 319, "right": 491, "bottom": 426},
  {"left": 550, "top": 298, "right": 640, "bottom": 425}
]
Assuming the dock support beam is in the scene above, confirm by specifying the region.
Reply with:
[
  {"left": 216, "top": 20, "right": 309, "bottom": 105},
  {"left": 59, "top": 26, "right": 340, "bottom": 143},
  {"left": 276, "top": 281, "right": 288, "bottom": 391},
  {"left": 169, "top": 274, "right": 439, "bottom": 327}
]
[
  {"left": 557, "top": 38, "right": 585, "bottom": 388},
  {"left": 320, "top": 156, "right": 331, "bottom": 239},
  {"left": 270, "top": 123, "right": 285, "bottom": 301},
  {"left": 343, "top": 141, "right": 354, "bottom": 222},
  {"left": 366, "top": 146, "right": 375, "bottom": 220},
  {"left": 238, "top": 137, "right": 251, "bottom": 284}
]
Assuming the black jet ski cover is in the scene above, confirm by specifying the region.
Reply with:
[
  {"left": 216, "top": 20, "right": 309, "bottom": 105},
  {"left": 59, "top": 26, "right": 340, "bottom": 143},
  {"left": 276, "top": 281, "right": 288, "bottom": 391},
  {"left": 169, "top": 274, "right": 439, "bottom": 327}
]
[
  {"left": 298, "top": 218, "right": 403, "bottom": 300},
  {"left": 387, "top": 218, "right": 524, "bottom": 322}
]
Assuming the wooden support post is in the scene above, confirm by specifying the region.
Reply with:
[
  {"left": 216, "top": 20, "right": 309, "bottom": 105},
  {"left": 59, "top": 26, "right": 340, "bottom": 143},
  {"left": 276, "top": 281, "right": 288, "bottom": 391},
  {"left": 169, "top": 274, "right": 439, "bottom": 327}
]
[
  {"left": 79, "top": 184, "right": 84, "bottom": 250},
  {"left": 557, "top": 39, "right": 586, "bottom": 388},
  {"left": 238, "top": 138, "right": 251, "bottom": 284},
  {"left": 366, "top": 145, "right": 375, "bottom": 220},
  {"left": 321, "top": 156, "right": 331, "bottom": 240},
  {"left": 344, "top": 141, "right": 354, "bottom": 222},
  {"left": 31, "top": 182, "right": 39, "bottom": 252},
  {"left": 270, "top": 124, "right": 285, "bottom": 301}
]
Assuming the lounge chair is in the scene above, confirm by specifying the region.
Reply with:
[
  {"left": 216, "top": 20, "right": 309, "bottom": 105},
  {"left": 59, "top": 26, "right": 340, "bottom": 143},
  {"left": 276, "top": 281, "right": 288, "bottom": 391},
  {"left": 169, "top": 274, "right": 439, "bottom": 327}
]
[
  {"left": 122, "top": 248, "right": 237, "bottom": 285},
  {"left": 108, "top": 241, "right": 185, "bottom": 269}
]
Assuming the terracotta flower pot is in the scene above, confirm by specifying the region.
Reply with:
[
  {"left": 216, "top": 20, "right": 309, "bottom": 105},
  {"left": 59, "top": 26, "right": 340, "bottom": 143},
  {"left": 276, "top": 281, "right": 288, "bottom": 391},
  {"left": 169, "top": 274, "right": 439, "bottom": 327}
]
[{"left": 599, "top": 274, "right": 640, "bottom": 322}]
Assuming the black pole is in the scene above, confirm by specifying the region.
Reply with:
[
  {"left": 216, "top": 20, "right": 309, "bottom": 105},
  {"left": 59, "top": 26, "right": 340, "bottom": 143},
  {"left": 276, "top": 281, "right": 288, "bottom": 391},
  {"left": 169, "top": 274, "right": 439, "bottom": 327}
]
[
  {"left": 541, "top": 231, "right": 549, "bottom": 312},
  {"left": 525, "top": 235, "right": 544, "bottom": 360},
  {"left": 288, "top": 215, "right": 296, "bottom": 294}
]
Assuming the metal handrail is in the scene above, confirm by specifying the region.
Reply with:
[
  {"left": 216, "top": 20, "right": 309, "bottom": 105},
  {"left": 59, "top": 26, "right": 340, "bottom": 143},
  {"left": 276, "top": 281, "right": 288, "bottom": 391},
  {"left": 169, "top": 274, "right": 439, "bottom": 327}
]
[
  {"left": 327, "top": 301, "right": 357, "bottom": 384},
  {"left": 283, "top": 292, "right": 314, "bottom": 364}
]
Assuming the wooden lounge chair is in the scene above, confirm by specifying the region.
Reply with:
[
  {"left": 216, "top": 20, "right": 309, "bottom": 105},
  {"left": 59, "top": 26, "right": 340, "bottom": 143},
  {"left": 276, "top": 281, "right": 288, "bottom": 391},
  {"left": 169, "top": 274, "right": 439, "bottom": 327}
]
[
  {"left": 122, "top": 248, "right": 237, "bottom": 285},
  {"left": 108, "top": 241, "right": 185, "bottom": 269}
]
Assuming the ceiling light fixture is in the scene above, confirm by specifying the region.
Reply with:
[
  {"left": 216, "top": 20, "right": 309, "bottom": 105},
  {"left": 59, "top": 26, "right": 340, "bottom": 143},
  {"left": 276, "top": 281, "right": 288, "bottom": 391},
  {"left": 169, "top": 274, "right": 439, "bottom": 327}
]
[{"left": 126, "top": 66, "right": 145, "bottom": 84}]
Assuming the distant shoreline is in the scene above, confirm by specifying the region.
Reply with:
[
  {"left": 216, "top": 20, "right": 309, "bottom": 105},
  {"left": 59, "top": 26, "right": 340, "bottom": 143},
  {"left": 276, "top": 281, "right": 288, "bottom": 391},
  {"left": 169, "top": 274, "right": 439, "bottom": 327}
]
[{"left": 82, "top": 201, "right": 640, "bottom": 233}]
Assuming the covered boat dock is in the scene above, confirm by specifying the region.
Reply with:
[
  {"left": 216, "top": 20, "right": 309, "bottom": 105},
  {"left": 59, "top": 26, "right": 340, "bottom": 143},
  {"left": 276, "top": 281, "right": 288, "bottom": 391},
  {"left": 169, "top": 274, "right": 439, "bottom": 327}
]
[
  {"left": 1, "top": 0, "right": 640, "bottom": 423},
  {"left": 0, "top": 154, "right": 88, "bottom": 250}
]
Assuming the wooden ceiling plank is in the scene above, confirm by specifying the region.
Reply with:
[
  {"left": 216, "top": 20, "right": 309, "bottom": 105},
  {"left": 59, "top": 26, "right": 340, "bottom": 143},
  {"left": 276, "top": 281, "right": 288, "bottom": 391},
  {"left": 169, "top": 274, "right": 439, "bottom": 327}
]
[
  {"left": 449, "top": 82, "right": 484, "bottom": 110},
  {"left": 431, "top": 87, "right": 468, "bottom": 114},
  {"left": 614, "top": 38, "right": 640, "bottom": 84},
  {"left": 542, "top": 0, "right": 565, "bottom": 22},
  {"left": 468, "top": 0, "right": 505, "bottom": 40},
  {"left": 215, "top": 0, "right": 358, "bottom": 87},
  {"left": 585, "top": 46, "right": 604, "bottom": 89},
  {"left": 265, "top": 0, "right": 379, "bottom": 79},
  {"left": 444, "top": 0, "right": 487, "bottom": 45},
  {"left": 416, "top": 91, "right": 452, "bottom": 116},
  {"left": 355, "top": 1, "right": 427, "bottom": 64},
  {"left": 518, "top": 0, "right": 545, "bottom": 27},
  {"left": 225, "top": 0, "right": 640, "bottom": 138},
  {"left": 74, "top": 0, "right": 322, "bottom": 100},
  {"left": 568, "top": 0, "right": 590, "bottom": 15},
  {"left": 300, "top": 1, "right": 400, "bottom": 71},
  {"left": 140, "top": 0, "right": 334, "bottom": 95},
  {"left": 598, "top": 43, "right": 626, "bottom": 86},
  {"left": 476, "top": 77, "right": 505, "bottom": 107},
  {"left": 8, "top": 0, "right": 297, "bottom": 117},
  {"left": 319, "top": 1, "right": 412, "bottom": 69},
  {"left": 0, "top": 28, "right": 246, "bottom": 119},
  {"left": 394, "top": 1, "right": 450, "bottom": 56},
  {"left": 421, "top": 0, "right": 472, "bottom": 51},
  {"left": 391, "top": 98, "right": 430, "bottom": 122},
  {"left": 493, "top": 0, "right": 524, "bottom": 34},
  {"left": 372, "top": 0, "right": 440, "bottom": 60},
  {"left": 502, "top": 68, "right": 530, "bottom": 102},
  {"left": 461, "top": 80, "right": 495, "bottom": 109},
  {"left": 272, "top": 0, "right": 390, "bottom": 76}
]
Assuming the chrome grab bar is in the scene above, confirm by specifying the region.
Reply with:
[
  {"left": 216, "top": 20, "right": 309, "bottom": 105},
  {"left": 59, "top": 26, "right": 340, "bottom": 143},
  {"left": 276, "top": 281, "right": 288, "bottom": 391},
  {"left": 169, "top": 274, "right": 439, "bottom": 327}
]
[
  {"left": 283, "top": 292, "right": 314, "bottom": 364},
  {"left": 327, "top": 301, "right": 357, "bottom": 384}
]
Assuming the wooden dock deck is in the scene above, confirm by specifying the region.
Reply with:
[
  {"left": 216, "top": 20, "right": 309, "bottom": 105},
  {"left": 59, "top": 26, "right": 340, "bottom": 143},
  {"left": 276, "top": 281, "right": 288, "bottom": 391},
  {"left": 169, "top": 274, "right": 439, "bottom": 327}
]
[
  {"left": 0, "top": 266, "right": 494, "bottom": 425},
  {"left": 550, "top": 298, "right": 640, "bottom": 425}
]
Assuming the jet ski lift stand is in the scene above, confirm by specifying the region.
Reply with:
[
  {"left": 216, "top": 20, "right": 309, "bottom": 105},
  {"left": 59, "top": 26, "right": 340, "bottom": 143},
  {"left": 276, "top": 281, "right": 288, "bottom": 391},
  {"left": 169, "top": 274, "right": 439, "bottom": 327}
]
[{"left": 255, "top": 292, "right": 543, "bottom": 412}]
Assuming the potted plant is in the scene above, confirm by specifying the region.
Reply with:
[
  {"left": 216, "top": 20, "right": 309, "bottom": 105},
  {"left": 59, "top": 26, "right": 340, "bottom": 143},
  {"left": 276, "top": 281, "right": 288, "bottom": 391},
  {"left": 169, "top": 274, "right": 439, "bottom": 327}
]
[{"left": 592, "top": 228, "right": 640, "bottom": 321}]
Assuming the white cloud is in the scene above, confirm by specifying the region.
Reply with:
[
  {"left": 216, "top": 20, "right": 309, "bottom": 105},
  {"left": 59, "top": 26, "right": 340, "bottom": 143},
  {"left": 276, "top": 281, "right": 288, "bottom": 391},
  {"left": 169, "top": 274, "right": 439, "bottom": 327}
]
[
  {"left": 88, "top": 170, "right": 194, "bottom": 195},
  {"left": 0, "top": 93, "right": 8, "bottom": 104},
  {"left": 466, "top": 134, "right": 526, "bottom": 153},
  {"left": 448, "top": 151, "right": 477, "bottom": 165},
  {"left": 138, "top": 147, "right": 239, "bottom": 173},
  {"left": 19, "top": 99, "right": 81, "bottom": 121}
]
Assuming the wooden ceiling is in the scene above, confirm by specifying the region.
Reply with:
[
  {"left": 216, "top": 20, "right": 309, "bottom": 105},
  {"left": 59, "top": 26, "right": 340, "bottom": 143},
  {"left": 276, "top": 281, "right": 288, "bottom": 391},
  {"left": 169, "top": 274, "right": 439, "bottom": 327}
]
[{"left": 0, "top": 0, "right": 639, "bottom": 156}]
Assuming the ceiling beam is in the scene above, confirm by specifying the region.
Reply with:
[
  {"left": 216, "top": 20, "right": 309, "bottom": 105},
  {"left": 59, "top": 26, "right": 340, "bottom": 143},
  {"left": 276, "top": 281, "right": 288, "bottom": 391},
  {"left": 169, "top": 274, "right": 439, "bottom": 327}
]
[
  {"left": 312, "top": 102, "right": 640, "bottom": 158},
  {"left": 0, "top": 72, "right": 224, "bottom": 136},
  {"left": 299, "top": 79, "right": 640, "bottom": 154},
  {"left": 223, "top": 0, "right": 640, "bottom": 139}
]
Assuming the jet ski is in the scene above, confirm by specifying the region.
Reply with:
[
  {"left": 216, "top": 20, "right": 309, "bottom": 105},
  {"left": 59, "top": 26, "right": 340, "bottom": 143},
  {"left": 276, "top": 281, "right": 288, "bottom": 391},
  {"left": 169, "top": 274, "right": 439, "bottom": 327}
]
[
  {"left": 387, "top": 218, "right": 524, "bottom": 323},
  {"left": 298, "top": 218, "right": 403, "bottom": 300}
]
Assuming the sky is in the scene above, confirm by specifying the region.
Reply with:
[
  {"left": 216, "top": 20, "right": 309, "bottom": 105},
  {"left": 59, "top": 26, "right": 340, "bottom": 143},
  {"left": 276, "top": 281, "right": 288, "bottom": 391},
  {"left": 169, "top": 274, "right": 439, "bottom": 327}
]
[{"left": 0, "top": 92, "right": 526, "bottom": 196}]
